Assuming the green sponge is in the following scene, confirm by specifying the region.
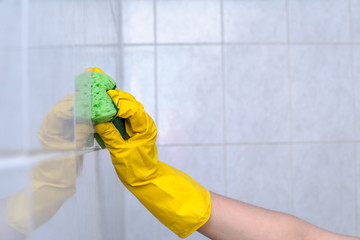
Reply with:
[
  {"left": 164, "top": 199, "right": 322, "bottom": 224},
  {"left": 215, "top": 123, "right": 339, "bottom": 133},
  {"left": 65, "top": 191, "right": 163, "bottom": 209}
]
[
  {"left": 75, "top": 71, "right": 127, "bottom": 147},
  {"left": 91, "top": 71, "right": 117, "bottom": 124}
]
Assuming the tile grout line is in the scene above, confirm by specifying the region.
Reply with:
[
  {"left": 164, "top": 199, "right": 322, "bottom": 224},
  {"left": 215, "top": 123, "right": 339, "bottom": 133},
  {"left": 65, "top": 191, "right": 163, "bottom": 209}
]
[
  {"left": 17, "top": 42, "right": 360, "bottom": 50},
  {"left": 153, "top": 0, "right": 161, "bottom": 238},
  {"left": 285, "top": 0, "right": 295, "bottom": 215},
  {"left": 157, "top": 140, "right": 360, "bottom": 148},
  {"left": 354, "top": 143, "right": 359, "bottom": 235},
  {"left": 220, "top": 0, "right": 227, "bottom": 196},
  {"left": 154, "top": 0, "right": 159, "bottom": 127},
  {"left": 112, "top": 1, "right": 126, "bottom": 238},
  {"left": 348, "top": 0, "right": 359, "bottom": 233},
  {"left": 20, "top": 0, "right": 32, "bottom": 231},
  {"left": 21, "top": 0, "right": 30, "bottom": 150}
]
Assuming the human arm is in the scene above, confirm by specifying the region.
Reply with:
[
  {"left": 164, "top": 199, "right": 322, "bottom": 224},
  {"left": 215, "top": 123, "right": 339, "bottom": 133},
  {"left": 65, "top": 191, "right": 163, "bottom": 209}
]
[
  {"left": 93, "top": 69, "right": 359, "bottom": 240},
  {"left": 198, "top": 192, "right": 360, "bottom": 240}
]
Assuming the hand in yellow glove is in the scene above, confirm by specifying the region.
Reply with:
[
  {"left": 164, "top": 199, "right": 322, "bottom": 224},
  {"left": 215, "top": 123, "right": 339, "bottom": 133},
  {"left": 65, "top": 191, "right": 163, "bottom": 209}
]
[{"left": 95, "top": 89, "right": 211, "bottom": 238}]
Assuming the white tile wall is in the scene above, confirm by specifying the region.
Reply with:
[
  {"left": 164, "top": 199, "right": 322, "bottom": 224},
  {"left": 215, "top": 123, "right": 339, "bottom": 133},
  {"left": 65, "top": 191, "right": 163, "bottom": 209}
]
[
  {"left": 158, "top": 146, "right": 225, "bottom": 194},
  {"left": 223, "top": 0, "right": 287, "bottom": 43},
  {"left": 351, "top": 0, "right": 360, "bottom": 42},
  {"left": 95, "top": 150, "right": 125, "bottom": 240},
  {"left": 0, "top": 1, "right": 22, "bottom": 49},
  {"left": 224, "top": 45, "right": 290, "bottom": 143},
  {"left": 354, "top": 46, "right": 360, "bottom": 140},
  {"left": 123, "top": 190, "right": 159, "bottom": 240},
  {"left": 290, "top": 45, "right": 354, "bottom": 142},
  {"left": 226, "top": 145, "right": 292, "bottom": 213},
  {"left": 29, "top": 0, "right": 120, "bottom": 46},
  {"left": 293, "top": 143, "right": 357, "bottom": 235},
  {"left": 156, "top": 0, "right": 221, "bottom": 43},
  {"left": 1, "top": 0, "right": 360, "bottom": 239},
  {"left": 122, "top": 0, "right": 154, "bottom": 43},
  {"left": 157, "top": 46, "right": 223, "bottom": 144},
  {"left": 123, "top": 46, "right": 156, "bottom": 120},
  {"left": 288, "top": 0, "right": 351, "bottom": 43}
]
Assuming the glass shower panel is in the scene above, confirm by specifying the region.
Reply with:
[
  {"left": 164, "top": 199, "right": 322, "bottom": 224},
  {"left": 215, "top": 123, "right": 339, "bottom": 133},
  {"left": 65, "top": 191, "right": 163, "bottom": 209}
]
[
  {"left": 0, "top": 1, "right": 24, "bottom": 151},
  {"left": 0, "top": 0, "right": 125, "bottom": 239},
  {"left": 0, "top": 159, "right": 32, "bottom": 239}
]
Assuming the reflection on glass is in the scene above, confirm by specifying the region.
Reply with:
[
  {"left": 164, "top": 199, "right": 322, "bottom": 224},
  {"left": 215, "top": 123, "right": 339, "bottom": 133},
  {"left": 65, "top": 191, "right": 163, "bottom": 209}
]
[{"left": 0, "top": 83, "right": 94, "bottom": 239}]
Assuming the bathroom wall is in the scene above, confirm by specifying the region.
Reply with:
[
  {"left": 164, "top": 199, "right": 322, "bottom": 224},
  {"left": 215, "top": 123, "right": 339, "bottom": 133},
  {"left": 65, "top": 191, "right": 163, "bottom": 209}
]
[
  {"left": 121, "top": 0, "right": 360, "bottom": 239},
  {"left": 0, "top": 0, "right": 359, "bottom": 240}
]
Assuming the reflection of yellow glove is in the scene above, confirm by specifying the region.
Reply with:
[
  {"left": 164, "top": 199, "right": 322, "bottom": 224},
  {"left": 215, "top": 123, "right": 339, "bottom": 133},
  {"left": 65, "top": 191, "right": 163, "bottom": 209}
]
[
  {"left": 95, "top": 89, "right": 211, "bottom": 238},
  {"left": 6, "top": 94, "right": 90, "bottom": 235}
]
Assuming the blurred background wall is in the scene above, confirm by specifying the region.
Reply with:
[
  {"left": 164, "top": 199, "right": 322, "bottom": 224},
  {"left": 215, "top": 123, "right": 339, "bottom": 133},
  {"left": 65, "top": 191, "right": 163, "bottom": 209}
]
[{"left": 0, "top": 0, "right": 359, "bottom": 239}]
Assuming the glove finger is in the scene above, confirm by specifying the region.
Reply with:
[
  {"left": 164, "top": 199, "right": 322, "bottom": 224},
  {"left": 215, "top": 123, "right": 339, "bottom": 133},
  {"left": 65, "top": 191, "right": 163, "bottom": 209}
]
[
  {"left": 106, "top": 89, "right": 154, "bottom": 138},
  {"left": 95, "top": 121, "right": 126, "bottom": 148},
  {"left": 107, "top": 89, "right": 144, "bottom": 110}
]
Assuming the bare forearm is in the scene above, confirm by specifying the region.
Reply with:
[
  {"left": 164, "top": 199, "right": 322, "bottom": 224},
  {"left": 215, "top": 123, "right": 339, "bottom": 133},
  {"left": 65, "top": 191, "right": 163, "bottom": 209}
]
[{"left": 198, "top": 192, "right": 359, "bottom": 240}]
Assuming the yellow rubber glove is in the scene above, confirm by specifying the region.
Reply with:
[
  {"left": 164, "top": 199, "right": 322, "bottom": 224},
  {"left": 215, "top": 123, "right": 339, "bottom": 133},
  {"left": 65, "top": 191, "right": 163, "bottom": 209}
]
[{"left": 95, "top": 89, "right": 211, "bottom": 238}]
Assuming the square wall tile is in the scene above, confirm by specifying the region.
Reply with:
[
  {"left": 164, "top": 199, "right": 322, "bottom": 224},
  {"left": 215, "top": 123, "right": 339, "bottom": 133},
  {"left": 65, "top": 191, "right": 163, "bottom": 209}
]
[
  {"left": 123, "top": 46, "right": 156, "bottom": 121},
  {"left": 122, "top": 0, "right": 154, "bottom": 43},
  {"left": 224, "top": 45, "right": 290, "bottom": 143},
  {"left": 74, "top": 152, "right": 102, "bottom": 240},
  {"left": 288, "top": 0, "right": 351, "bottom": 43},
  {"left": 96, "top": 150, "right": 125, "bottom": 240},
  {"left": 293, "top": 143, "right": 357, "bottom": 235},
  {"left": 124, "top": 189, "right": 160, "bottom": 240},
  {"left": 351, "top": 0, "right": 360, "bottom": 42},
  {"left": 223, "top": 0, "right": 287, "bottom": 43},
  {"left": 354, "top": 46, "right": 360, "bottom": 140},
  {"left": 0, "top": 1, "right": 21, "bottom": 49},
  {"left": 157, "top": 46, "right": 223, "bottom": 144},
  {"left": 226, "top": 145, "right": 292, "bottom": 213},
  {"left": 29, "top": 0, "right": 120, "bottom": 46},
  {"left": 290, "top": 45, "right": 354, "bottom": 142},
  {"left": 156, "top": 0, "right": 221, "bottom": 43},
  {"left": 158, "top": 146, "right": 225, "bottom": 194}
]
